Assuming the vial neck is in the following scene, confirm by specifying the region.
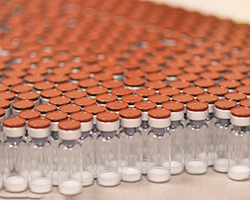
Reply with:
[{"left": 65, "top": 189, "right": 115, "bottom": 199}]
[
  {"left": 31, "top": 137, "right": 47, "bottom": 147},
  {"left": 233, "top": 125, "right": 249, "bottom": 133},
  {"left": 184, "top": 113, "right": 188, "bottom": 120},
  {"left": 206, "top": 113, "right": 213, "bottom": 121},
  {"left": 100, "top": 131, "right": 116, "bottom": 138},
  {"left": 170, "top": 120, "right": 181, "bottom": 129},
  {"left": 218, "top": 119, "right": 230, "bottom": 126},
  {"left": 151, "top": 127, "right": 167, "bottom": 136},
  {"left": 190, "top": 120, "right": 204, "bottom": 128},
  {"left": 62, "top": 140, "right": 76, "bottom": 148},
  {"left": 51, "top": 131, "right": 59, "bottom": 140},
  {"left": 80, "top": 131, "right": 91, "bottom": 140},
  {"left": 92, "top": 124, "right": 98, "bottom": 133},
  {"left": 123, "top": 127, "right": 138, "bottom": 136},
  {"left": 141, "top": 121, "right": 149, "bottom": 129},
  {"left": 7, "top": 137, "right": 22, "bottom": 145}
]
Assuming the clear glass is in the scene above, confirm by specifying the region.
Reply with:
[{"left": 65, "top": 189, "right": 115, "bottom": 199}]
[
  {"left": 139, "top": 121, "right": 150, "bottom": 174},
  {"left": 28, "top": 137, "right": 52, "bottom": 193},
  {"left": 96, "top": 131, "right": 121, "bottom": 186},
  {"left": 58, "top": 140, "right": 82, "bottom": 195},
  {"left": 0, "top": 140, "right": 3, "bottom": 190},
  {"left": 185, "top": 120, "right": 208, "bottom": 175},
  {"left": 3, "top": 137, "right": 28, "bottom": 192},
  {"left": 205, "top": 113, "right": 217, "bottom": 166},
  {"left": 169, "top": 121, "right": 184, "bottom": 175},
  {"left": 50, "top": 130, "right": 60, "bottom": 186},
  {"left": 91, "top": 124, "right": 99, "bottom": 138},
  {"left": 213, "top": 119, "right": 231, "bottom": 173},
  {"left": 78, "top": 131, "right": 94, "bottom": 186},
  {"left": 228, "top": 125, "right": 250, "bottom": 181},
  {"left": 120, "top": 127, "right": 142, "bottom": 182},
  {"left": 147, "top": 127, "right": 171, "bottom": 183}
]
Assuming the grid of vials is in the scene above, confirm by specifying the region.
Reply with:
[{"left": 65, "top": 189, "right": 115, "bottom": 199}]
[{"left": 0, "top": 0, "right": 250, "bottom": 196}]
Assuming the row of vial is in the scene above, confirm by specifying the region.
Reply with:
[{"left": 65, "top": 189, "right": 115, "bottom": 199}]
[{"left": 0, "top": 97, "right": 250, "bottom": 196}]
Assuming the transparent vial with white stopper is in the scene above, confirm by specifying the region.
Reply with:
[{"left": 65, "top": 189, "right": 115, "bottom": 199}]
[
  {"left": 58, "top": 119, "right": 82, "bottom": 195},
  {"left": 45, "top": 111, "right": 68, "bottom": 186},
  {"left": 213, "top": 99, "right": 237, "bottom": 173},
  {"left": 27, "top": 118, "right": 52, "bottom": 193},
  {"left": 70, "top": 111, "right": 94, "bottom": 186},
  {"left": 228, "top": 107, "right": 250, "bottom": 181},
  {"left": 134, "top": 101, "right": 157, "bottom": 175},
  {"left": 163, "top": 101, "right": 185, "bottom": 175},
  {"left": 96, "top": 112, "right": 121, "bottom": 186},
  {"left": 147, "top": 108, "right": 171, "bottom": 183},
  {"left": 197, "top": 93, "right": 219, "bottom": 166},
  {"left": 0, "top": 108, "right": 6, "bottom": 142},
  {"left": 185, "top": 101, "right": 209, "bottom": 175},
  {"left": 119, "top": 108, "right": 142, "bottom": 182},
  {"left": 3, "top": 117, "right": 28, "bottom": 192}
]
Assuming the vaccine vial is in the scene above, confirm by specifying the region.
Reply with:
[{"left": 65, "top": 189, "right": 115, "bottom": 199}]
[
  {"left": 213, "top": 99, "right": 237, "bottom": 173},
  {"left": 228, "top": 107, "right": 250, "bottom": 181},
  {"left": 27, "top": 118, "right": 52, "bottom": 193},
  {"left": 147, "top": 108, "right": 171, "bottom": 183},
  {"left": 3, "top": 117, "right": 28, "bottom": 192},
  {"left": 162, "top": 101, "right": 185, "bottom": 175},
  {"left": 70, "top": 111, "right": 94, "bottom": 186},
  {"left": 35, "top": 103, "right": 57, "bottom": 118},
  {"left": 96, "top": 112, "right": 121, "bottom": 186},
  {"left": 40, "top": 89, "right": 62, "bottom": 104},
  {"left": 185, "top": 101, "right": 209, "bottom": 175},
  {"left": 0, "top": 97, "right": 12, "bottom": 117},
  {"left": 119, "top": 108, "right": 142, "bottom": 182},
  {"left": 134, "top": 101, "right": 157, "bottom": 174},
  {"left": 58, "top": 119, "right": 82, "bottom": 195},
  {"left": 0, "top": 108, "right": 6, "bottom": 141},
  {"left": 45, "top": 111, "right": 68, "bottom": 186},
  {"left": 11, "top": 100, "right": 35, "bottom": 116},
  {"left": 197, "top": 93, "right": 219, "bottom": 166},
  {"left": 111, "top": 87, "right": 133, "bottom": 101}
]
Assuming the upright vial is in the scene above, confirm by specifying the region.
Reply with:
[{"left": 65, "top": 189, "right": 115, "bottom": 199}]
[
  {"left": 185, "top": 101, "right": 209, "bottom": 175},
  {"left": 213, "top": 99, "right": 237, "bottom": 173},
  {"left": 96, "top": 112, "right": 121, "bottom": 186},
  {"left": 119, "top": 108, "right": 142, "bottom": 182},
  {"left": 70, "top": 112, "right": 94, "bottom": 186},
  {"left": 134, "top": 101, "right": 157, "bottom": 174},
  {"left": 228, "top": 107, "right": 250, "bottom": 181},
  {"left": 45, "top": 111, "right": 68, "bottom": 186},
  {"left": 147, "top": 108, "right": 171, "bottom": 183},
  {"left": 197, "top": 93, "right": 219, "bottom": 166},
  {"left": 3, "top": 117, "right": 28, "bottom": 192},
  {"left": 162, "top": 101, "right": 185, "bottom": 175},
  {"left": 58, "top": 120, "right": 82, "bottom": 195},
  {"left": 27, "top": 118, "right": 52, "bottom": 193}
]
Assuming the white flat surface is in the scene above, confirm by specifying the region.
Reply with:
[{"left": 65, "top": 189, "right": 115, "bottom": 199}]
[{"left": 0, "top": 168, "right": 250, "bottom": 200}]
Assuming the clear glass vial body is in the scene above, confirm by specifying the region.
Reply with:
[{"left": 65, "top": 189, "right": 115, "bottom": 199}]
[
  {"left": 96, "top": 131, "right": 121, "bottom": 186},
  {"left": 120, "top": 127, "right": 142, "bottom": 182},
  {"left": 28, "top": 137, "right": 52, "bottom": 193},
  {"left": 147, "top": 127, "right": 171, "bottom": 183},
  {"left": 3, "top": 136, "right": 28, "bottom": 192},
  {"left": 0, "top": 140, "right": 3, "bottom": 190},
  {"left": 169, "top": 120, "right": 184, "bottom": 175},
  {"left": 185, "top": 120, "right": 208, "bottom": 174}
]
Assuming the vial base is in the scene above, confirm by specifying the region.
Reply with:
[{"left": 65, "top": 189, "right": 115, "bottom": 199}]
[
  {"left": 58, "top": 180, "right": 82, "bottom": 195},
  {"left": 185, "top": 160, "right": 207, "bottom": 175},
  {"left": 97, "top": 171, "right": 120, "bottom": 187},
  {"left": 29, "top": 177, "right": 52, "bottom": 194},
  {"left": 147, "top": 168, "right": 170, "bottom": 183},
  {"left": 4, "top": 176, "right": 28, "bottom": 193},
  {"left": 121, "top": 167, "right": 141, "bottom": 182},
  {"left": 228, "top": 165, "right": 250, "bottom": 181}
]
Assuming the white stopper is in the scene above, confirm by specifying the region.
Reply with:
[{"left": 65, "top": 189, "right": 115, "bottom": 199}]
[
  {"left": 230, "top": 114, "right": 250, "bottom": 126},
  {"left": 148, "top": 117, "right": 171, "bottom": 128},
  {"left": 141, "top": 112, "right": 148, "bottom": 121},
  {"left": 81, "top": 120, "right": 93, "bottom": 132},
  {"left": 214, "top": 107, "right": 231, "bottom": 119},
  {"left": 3, "top": 126, "right": 25, "bottom": 137},
  {"left": 187, "top": 110, "right": 208, "bottom": 121},
  {"left": 97, "top": 120, "right": 119, "bottom": 132},
  {"left": 120, "top": 117, "right": 141, "bottom": 128},
  {"left": 171, "top": 111, "right": 184, "bottom": 121},
  {"left": 208, "top": 104, "right": 214, "bottom": 113},
  {"left": 28, "top": 127, "right": 50, "bottom": 138},
  {"left": 51, "top": 122, "right": 59, "bottom": 131},
  {"left": 59, "top": 129, "right": 81, "bottom": 140}
]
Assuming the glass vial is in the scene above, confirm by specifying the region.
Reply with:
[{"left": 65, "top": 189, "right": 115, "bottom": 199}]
[
  {"left": 96, "top": 112, "right": 121, "bottom": 186},
  {"left": 228, "top": 107, "right": 250, "bottom": 181},
  {"left": 185, "top": 101, "right": 209, "bottom": 175},
  {"left": 3, "top": 117, "right": 28, "bottom": 192},
  {"left": 45, "top": 111, "right": 68, "bottom": 186},
  {"left": 27, "top": 118, "right": 52, "bottom": 193},
  {"left": 70, "top": 111, "right": 94, "bottom": 186},
  {"left": 213, "top": 99, "right": 237, "bottom": 173},
  {"left": 58, "top": 119, "right": 82, "bottom": 195},
  {"left": 147, "top": 108, "right": 171, "bottom": 183},
  {"left": 119, "top": 108, "right": 142, "bottom": 182},
  {"left": 163, "top": 101, "right": 185, "bottom": 175},
  {"left": 134, "top": 101, "right": 157, "bottom": 174}
]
